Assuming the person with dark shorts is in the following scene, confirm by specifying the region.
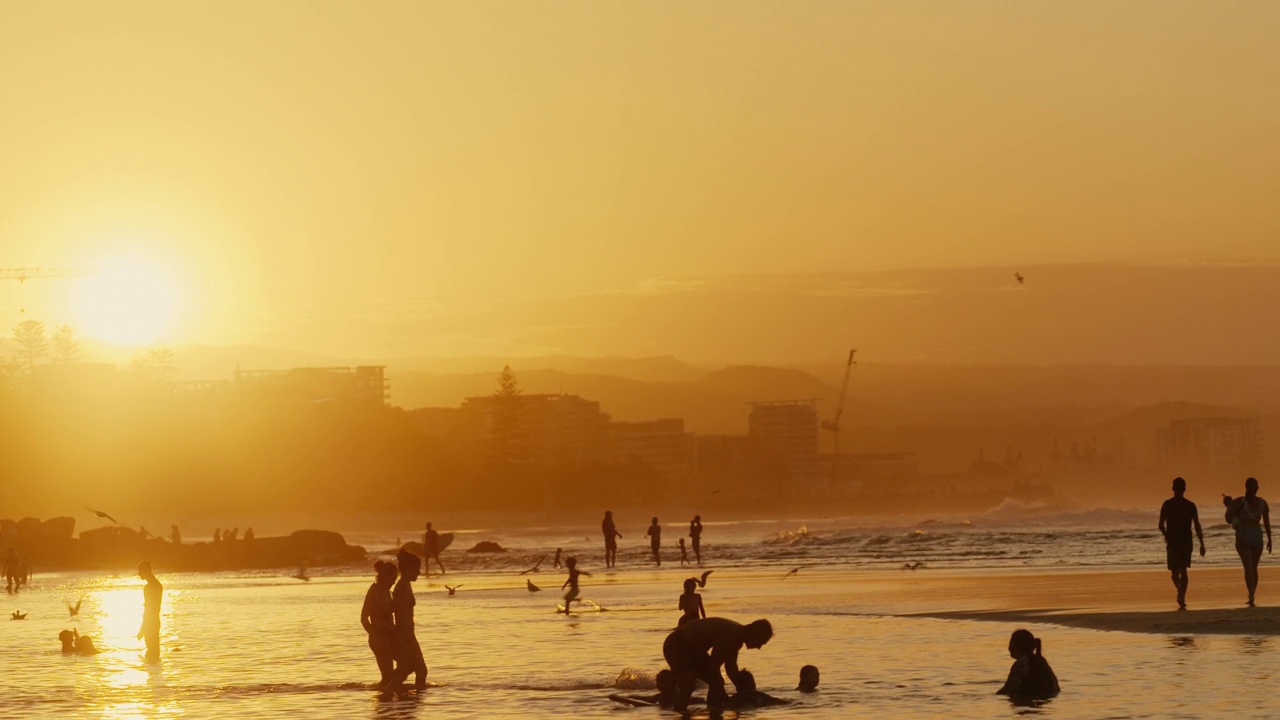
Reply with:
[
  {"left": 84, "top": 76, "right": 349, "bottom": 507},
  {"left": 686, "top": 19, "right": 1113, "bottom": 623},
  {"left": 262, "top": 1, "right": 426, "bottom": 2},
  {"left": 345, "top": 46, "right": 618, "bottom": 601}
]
[
  {"left": 1159, "top": 476, "right": 1205, "bottom": 610},
  {"left": 662, "top": 617, "right": 773, "bottom": 711}
]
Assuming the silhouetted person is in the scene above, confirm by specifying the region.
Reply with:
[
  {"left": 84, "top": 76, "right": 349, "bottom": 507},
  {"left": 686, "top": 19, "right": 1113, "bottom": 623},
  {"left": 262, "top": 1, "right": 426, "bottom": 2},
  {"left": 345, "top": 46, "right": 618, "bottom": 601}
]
[
  {"left": 1159, "top": 476, "right": 1206, "bottom": 610},
  {"left": 3, "top": 548, "right": 18, "bottom": 593},
  {"left": 388, "top": 549, "right": 427, "bottom": 688},
  {"left": 213, "top": 529, "right": 221, "bottom": 544},
  {"left": 170, "top": 525, "right": 181, "bottom": 545},
  {"left": 1225, "top": 477, "right": 1272, "bottom": 607},
  {"left": 139, "top": 526, "right": 151, "bottom": 540},
  {"left": 678, "top": 577, "right": 706, "bottom": 627},
  {"left": 996, "top": 629, "right": 1059, "bottom": 700},
  {"left": 361, "top": 560, "right": 398, "bottom": 687},
  {"left": 662, "top": 617, "right": 773, "bottom": 711},
  {"left": 553, "top": 548, "right": 562, "bottom": 569},
  {"left": 560, "top": 556, "right": 590, "bottom": 613},
  {"left": 229, "top": 528, "right": 239, "bottom": 542},
  {"left": 137, "top": 561, "right": 162, "bottom": 661},
  {"left": 678, "top": 538, "right": 691, "bottom": 566},
  {"left": 647, "top": 517, "right": 662, "bottom": 566},
  {"left": 727, "top": 669, "right": 790, "bottom": 707},
  {"left": 602, "top": 511, "right": 622, "bottom": 568},
  {"left": 797, "top": 664, "right": 820, "bottom": 692},
  {"left": 689, "top": 515, "right": 703, "bottom": 565},
  {"left": 244, "top": 528, "right": 255, "bottom": 542},
  {"left": 59, "top": 629, "right": 99, "bottom": 656},
  {"left": 422, "top": 522, "right": 445, "bottom": 576}
]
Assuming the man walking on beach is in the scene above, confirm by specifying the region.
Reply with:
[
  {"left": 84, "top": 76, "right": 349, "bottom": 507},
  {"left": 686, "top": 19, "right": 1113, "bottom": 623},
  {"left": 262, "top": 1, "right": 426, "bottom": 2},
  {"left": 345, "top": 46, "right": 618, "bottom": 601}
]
[
  {"left": 423, "top": 522, "right": 445, "bottom": 576},
  {"left": 1159, "top": 476, "right": 1205, "bottom": 610},
  {"left": 602, "top": 511, "right": 622, "bottom": 568}
]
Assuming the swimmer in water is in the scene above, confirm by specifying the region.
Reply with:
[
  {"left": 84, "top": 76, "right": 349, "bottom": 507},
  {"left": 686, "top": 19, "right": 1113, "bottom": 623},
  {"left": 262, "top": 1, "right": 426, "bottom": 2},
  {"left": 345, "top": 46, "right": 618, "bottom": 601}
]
[
  {"left": 797, "top": 664, "right": 820, "bottom": 692},
  {"left": 996, "top": 629, "right": 1060, "bottom": 700},
  {"left": 59, "top": 629, "right": 100, "bottom": 656}
]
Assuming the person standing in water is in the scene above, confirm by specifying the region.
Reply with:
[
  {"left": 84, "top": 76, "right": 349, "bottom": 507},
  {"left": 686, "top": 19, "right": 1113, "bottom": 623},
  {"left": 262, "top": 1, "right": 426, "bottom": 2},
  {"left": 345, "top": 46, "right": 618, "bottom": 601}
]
[
  {"left": 360, "top": 560, "right": 398, "bottom": 687},
  {"left": 689, "top": 515, "right": 703, "bottom": 565},
  {"left": 422, "top": 522, "right": 445, "bottom": 576},
  {"left": 1158, "top": 476, "right": 1206, "bottom": 610},
  {"left": 388, "top": 549, "right": 428, "bottom": 688},
  {"left": 137, "top": 561, "right": 162, "bottom": 661},
  {"left": 560, "top": 557, "right": 590, "bottom": 613},
  {"left": 1225, "top": 477, "right": 1272, "bottom": 607},
  {"left": 602, "top": 511, "right": 622, "bottom": 568},
  {"left": 647, "top": 517, "right": 662, "bottom": 566}
]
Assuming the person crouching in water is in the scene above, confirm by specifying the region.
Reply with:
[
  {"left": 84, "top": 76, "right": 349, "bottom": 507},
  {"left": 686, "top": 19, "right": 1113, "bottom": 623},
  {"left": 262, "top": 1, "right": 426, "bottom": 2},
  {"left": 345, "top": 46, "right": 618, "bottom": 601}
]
[
  {"left": 360, "top": 560, "right": 398, "bottom": 687},
  {"left": 387, "top": 549, "right": 428, "bottom": 689},
  {"left": 677, "top": 577, "right": 705, "bottom": 627},
  {"left": 560, "top": 557, "right": 590, "bottom": 613},
  {"left": 59, "top": 629, "right": 99, "bottom": 656},
  {"left": 996, "top": 629, "right": 1059, "bottom": 700}
]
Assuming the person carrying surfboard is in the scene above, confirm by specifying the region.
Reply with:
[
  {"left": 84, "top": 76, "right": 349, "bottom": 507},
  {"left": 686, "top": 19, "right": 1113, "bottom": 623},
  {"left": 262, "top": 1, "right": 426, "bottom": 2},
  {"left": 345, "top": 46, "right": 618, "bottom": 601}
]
[{"left": 423, "top": 522, "right": 446, "bottom": 576}]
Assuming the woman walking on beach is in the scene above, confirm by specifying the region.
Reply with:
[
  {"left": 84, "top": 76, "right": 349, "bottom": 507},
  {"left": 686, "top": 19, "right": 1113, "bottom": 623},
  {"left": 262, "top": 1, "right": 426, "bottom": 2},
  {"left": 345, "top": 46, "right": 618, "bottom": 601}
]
[
  {"left": 360, "top": 560, "right": 398, "bottom": 687},
  {"left": 388, "top": 549, "right": 428, "bottom": 688},
  {"left": 997, "top": 629, "right": 1059, "bottom": 700},
  {"left": 1225, "top": 477, "right": 1271, "bottom": 607}
]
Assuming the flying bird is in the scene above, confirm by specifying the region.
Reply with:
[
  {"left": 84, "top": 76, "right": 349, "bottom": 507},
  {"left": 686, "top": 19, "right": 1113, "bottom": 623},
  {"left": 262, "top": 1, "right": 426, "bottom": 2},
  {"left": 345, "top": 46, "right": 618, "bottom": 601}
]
[
  {"left": 1014, "top": 272, "right": 1025, "bottom": 284},
  {"left": 526, "top": 579, "right": 541, "bottom": 592},
  {"left": 11, "top": 611, "right": 26, "bottom": 620},
  {"left": 694, "top": 570, "right": 714, "bottom": 588},
  {"left": 87, "top": 508, "right": 118, "bottom": 524},
  {"left": 519, "top": 556, "right": 546, "bottom": 575},
  {"left": 445, "top": 584, "right": 462, "bottom": 596},
  {"left": 782, "top": 567, "right": 800, "bottom": 579},
  {"left": 68, "top": 600, "right": 82, "bottom": 617},
  {"left": 902, "top": 562, "right": 925, "bottom": 571}
]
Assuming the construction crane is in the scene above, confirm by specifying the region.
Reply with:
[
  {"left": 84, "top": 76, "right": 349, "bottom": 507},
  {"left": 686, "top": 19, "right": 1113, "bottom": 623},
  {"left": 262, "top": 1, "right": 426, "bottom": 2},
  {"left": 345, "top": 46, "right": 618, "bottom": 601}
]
[
  {"left": 821, "top": 349, "right": 857, "bottom": 467},
  {"left": 0, "top": 267, "right": 88, "bottom": 314}
]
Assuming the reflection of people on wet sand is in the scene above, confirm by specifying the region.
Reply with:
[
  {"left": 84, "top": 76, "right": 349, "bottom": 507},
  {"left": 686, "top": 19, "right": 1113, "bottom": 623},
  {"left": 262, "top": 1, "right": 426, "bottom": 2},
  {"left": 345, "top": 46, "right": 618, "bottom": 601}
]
[
  {"left": 1158, "top": 476, "right": 1206, "bottom": 610},
  {"left": 137, "top": 561, "right": 162, "bottom": 661},
  {"left": 361, "top": 560, "right": 398, "bottom": 687},
  {"left": 677, "top": 577, "right": 706, "bottom": 627},
  {"left": 59, "top": 629, "right": 100, "bottom": 656},
  {"left": 797, "top": 664, "right": 820, "bottom": 692},
  {"left": 646, "top": 517, "right": 662, "bottom": 566},
  {"left": 689, "top": 515, "right": 703, "bottom": 565},
  {"left": 662, "top": 617, "right": 773, "bottom": 711},
  {"left": 422, "top": 522, "right": 445, "bottom": 576},
  {"left": 560, "top": 557, "right": 590, "bottom": 613},
  {"left": 388, "top": 550, "right": 428, "bottom": 688},
  {"left": 1225, "top": 477, "right": 1272, "bottom": 607},
  {"left": 602, "top": 511, "right": 622, "bottom": 568},
  {"left": 996, "top": 629, "right": 1059, "bottom": 700}
]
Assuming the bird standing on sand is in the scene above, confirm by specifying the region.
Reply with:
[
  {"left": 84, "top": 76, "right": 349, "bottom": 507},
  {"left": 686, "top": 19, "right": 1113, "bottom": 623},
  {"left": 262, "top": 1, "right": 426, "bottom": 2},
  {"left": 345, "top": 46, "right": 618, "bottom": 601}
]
[
  {"left": 87, "top": 508, "right": 118, "bottom": 524},
  {"left": 783, "top": 568, "right": 800, "bottom": 579},
  {"left": 445, "top": 584, "right": 461, "bottom": 596},
  {"left": 526, "top": 579, "right": 541, "bottom": 592},
  {"left": 68, "top": 599, "right": 82, "bottom": 617}
]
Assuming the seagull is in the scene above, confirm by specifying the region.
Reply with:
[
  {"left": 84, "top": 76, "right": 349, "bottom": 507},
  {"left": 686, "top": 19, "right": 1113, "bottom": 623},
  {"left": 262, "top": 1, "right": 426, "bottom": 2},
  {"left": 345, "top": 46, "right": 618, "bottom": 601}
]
[
  {"left": 526, "top": 579, "right": 541, "bottom": 592},
  {"left": 902, "top": 562, "right": 924, "bottom": 571},
  {"left": 87, "top": 508, "right": 118, "bottom": 524},
  {"left": 11, "top": 611, "right": 26, "bottom": 620},
  {"left": 711, "top": 489, "right": 721, "bottom": 495},
  {"left": 694, "top": 570, "right": 714, "bottom": 588},
  {"left": 783, "top": 567, "right": 800, "bottom": 579},
  {"left": 68, "top": 599, "right": 82, "bottom": 617},
  {"left": 445, "top": 584, "right": 462, "bottom": 596},
  {"left": 519, "top": 556, "right": 546, "bottom": 575},
  {"left": 1014, "top": 272, "right": 1025, "bottom": 284}
]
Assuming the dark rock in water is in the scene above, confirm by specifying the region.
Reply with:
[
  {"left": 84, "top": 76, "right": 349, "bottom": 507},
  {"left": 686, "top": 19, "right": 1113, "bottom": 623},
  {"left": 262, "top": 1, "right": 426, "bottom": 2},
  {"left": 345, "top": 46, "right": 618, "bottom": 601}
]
[
  {"left": 41, "top": 517, "right": 76, "bottom": 541},
  {"left": 466, "top": 541, "right": 506, "bottom": 553},
  {"left": 17, "top": 517, "right": 42, "bottom": 538},
  {"left": 290, "top": 529, "right": 350, "bottom": 555}
]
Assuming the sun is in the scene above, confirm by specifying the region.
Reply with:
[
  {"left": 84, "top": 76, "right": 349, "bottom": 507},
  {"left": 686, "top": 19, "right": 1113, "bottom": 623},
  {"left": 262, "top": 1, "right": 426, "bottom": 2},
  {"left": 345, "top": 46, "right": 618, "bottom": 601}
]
[{"left": 70, "top": 252, "right": 183, "bottom": 346}]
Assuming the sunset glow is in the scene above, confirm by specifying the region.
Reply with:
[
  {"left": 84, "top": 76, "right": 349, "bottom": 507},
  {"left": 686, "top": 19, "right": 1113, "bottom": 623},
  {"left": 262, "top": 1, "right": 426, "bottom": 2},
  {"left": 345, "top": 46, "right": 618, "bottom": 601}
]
[{"left": 69, "top": 252, "right": 183, "bottom": 346}]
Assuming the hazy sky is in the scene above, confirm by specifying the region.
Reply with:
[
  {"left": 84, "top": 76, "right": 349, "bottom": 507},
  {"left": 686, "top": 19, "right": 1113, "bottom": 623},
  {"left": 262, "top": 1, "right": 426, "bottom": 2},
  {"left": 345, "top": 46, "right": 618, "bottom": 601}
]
[{"left": 1, "top": 2, "right": 1277, "bottom": 354}]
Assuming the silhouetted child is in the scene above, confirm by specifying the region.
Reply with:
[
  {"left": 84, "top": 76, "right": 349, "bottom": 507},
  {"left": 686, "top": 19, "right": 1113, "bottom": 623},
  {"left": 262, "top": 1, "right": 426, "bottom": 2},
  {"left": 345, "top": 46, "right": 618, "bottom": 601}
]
[
  {"left": 59, "top": 629, "right": 99, "bottom": 656},
  {"left": 678, "top": 538, "right": 691, "bottom": 566},
  {"left": 797, "top": 664, "right": 820, "bottom": 692},
  {"left": 997, "top": 629, "right": 1060, "bottom": 700},
  {"left": 728, "top": 669, "right": 789, "bottom": 707},
  {"left": 561, "top": 557, "right": 591, "bottom": 613},
  {"left": 677, "top": 577, "right": 705, "bottom": 627},
  {"left": 554, "top": 548, "right": 562, "bottom": 569}
]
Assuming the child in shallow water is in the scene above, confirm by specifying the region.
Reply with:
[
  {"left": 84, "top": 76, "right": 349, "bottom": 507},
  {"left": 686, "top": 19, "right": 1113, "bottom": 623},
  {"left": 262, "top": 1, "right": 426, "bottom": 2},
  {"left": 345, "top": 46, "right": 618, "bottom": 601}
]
[
  {"left": 58, "top": 629, "right": 99, "bottom": 656},
  {"left": 797, "top": 664, "right": 820, "bottom": 692},
  {"left": 996, "top": 629, "right": 1060, "bottom": 700}
]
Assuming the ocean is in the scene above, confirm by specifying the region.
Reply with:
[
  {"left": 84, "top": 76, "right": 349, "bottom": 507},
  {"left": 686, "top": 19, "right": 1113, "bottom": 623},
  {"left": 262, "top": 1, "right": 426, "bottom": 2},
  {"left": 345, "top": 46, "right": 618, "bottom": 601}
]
[{"left": 5, "top": 506, "right": 1279, "bottom": 719}]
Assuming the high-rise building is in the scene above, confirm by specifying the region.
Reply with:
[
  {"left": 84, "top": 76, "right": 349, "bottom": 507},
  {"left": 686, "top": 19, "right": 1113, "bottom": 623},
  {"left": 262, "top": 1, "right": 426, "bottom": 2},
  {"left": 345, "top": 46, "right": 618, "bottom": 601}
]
[
  {"left": 748, "top": 399, "right": 823, "bottom": 497},
  {"left": 1156, "top": 417, "right": 1263, "bottom": 476}
]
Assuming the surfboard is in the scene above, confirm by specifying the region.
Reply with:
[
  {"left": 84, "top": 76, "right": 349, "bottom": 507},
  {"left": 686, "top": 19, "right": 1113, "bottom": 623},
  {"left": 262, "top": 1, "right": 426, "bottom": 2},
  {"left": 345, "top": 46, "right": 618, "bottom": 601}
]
[{"left": 437, "top": 533, "right": 454, "bottom": 552}]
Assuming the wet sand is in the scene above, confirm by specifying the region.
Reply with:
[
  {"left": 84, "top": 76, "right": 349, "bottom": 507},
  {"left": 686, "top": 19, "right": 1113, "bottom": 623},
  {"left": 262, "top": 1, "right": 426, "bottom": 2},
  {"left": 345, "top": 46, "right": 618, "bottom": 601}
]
[{"left": 893, "top": 566, "right": 1280, "bottom": 635}]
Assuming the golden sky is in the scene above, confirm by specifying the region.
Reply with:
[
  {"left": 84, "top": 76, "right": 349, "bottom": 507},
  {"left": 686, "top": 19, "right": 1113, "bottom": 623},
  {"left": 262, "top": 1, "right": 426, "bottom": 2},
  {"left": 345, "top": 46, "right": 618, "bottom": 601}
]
[{"left": 1, "top": 2, "right": 1277, "bottom": 353}]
